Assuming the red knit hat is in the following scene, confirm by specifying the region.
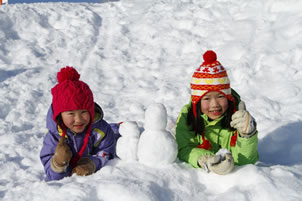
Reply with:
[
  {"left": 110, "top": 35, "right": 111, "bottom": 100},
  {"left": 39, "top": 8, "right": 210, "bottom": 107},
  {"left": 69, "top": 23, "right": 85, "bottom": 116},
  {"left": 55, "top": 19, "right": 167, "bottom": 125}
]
[
  {"left": 51, "top": 66, "right": 94, "bottom": 167},
  {"left": 51, "top": 66, "right": 95, "bottom": 122},
  {"left": 191, "top": 50, "right": 235, "bottom": 117}
]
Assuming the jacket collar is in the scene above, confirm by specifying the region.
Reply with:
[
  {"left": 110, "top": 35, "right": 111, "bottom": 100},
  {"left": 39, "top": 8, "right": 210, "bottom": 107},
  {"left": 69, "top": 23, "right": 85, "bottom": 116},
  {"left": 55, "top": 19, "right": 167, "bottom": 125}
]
[{"left": 201, "top": 113, "right": 224, "bottom": 126}]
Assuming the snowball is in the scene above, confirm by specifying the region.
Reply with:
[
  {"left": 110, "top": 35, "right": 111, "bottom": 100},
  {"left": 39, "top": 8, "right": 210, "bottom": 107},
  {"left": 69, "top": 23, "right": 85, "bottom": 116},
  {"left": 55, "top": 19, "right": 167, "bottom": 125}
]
[
  {"left": 116, "top": 136, "right": 139, "bottom": 161},
  {"left": 216, "top": 148, "right": 231, "bottom": 160},
  {"left": 119, "top": 121, "right": 140, "bottom": 137},
  {"left": 137, "top": 130, "right": 178, "bottom": 166},
  {"left": 144, "top": 103, "right": 167, "bottom": 130}
]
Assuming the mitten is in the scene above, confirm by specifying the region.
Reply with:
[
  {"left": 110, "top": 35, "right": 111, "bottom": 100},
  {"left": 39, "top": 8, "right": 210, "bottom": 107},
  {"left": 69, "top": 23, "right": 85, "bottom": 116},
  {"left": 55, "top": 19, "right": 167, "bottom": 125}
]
[
  {"left": 230, "top": 101, "right": 257, "bottom": 138},
  {"left": 51, "top": 137, "right": 73, "bottom": 173},
  {"left": 198, "top": 153, "right": 234, "bottom": 175},
  {"left": 72, "top": 157, "right": 96, "bottom": 176}
]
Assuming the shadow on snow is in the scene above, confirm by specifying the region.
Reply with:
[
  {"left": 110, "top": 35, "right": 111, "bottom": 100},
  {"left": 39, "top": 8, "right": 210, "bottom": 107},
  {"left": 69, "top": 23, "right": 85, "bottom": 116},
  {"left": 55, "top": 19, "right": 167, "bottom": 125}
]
[{"left": 258, "top": 121, "right": 302, "bottom": 166}]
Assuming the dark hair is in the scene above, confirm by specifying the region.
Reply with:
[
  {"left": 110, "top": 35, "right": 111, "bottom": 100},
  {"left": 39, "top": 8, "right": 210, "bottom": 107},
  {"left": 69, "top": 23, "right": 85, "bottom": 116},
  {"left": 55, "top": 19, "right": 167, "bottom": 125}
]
[
  {"left": 56, "top": 114, "right": 68, "bottom": 130},
  {"left": 187, "top": 99, "right": 235, "bottom": 135},
  {"left": 56, "top": 114, "right": 63, "bottom": 125}
]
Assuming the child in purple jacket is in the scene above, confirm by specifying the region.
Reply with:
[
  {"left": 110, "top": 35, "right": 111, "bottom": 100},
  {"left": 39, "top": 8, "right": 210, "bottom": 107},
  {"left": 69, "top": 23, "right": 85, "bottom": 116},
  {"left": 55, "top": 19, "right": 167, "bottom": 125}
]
[{"left": 40, "top": 66, "right": 117, "bottom": 181}]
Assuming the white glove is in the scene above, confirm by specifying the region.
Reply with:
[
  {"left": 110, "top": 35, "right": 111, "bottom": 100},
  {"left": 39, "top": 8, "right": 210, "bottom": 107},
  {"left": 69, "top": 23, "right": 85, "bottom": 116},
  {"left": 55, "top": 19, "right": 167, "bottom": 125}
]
[
  {"left": 198, "top": 153, "right": 234, "bottom": 175},
  {"left": 230, "top": 101, "right": 257, "bottom": 138}
]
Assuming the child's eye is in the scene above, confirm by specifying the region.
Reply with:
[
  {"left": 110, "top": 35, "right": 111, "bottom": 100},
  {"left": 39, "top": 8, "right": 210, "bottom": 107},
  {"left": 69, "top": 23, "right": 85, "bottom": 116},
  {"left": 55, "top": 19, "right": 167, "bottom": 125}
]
[
  {"left": 65, "top": 111, "right": 74, "bottom": 115},
  {"left": 202, "top": 97, "right": 209, "bottom": 101},
  {"left": 81, "top": 111, "right": 88, "bottom": 114}
]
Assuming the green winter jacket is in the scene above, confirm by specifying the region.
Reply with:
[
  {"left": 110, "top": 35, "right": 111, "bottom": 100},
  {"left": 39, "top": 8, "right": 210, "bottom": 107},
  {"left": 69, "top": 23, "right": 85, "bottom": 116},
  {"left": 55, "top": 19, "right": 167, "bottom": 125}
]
[{"left": 175, "top": 103, "right": 259, "bottom": 168}]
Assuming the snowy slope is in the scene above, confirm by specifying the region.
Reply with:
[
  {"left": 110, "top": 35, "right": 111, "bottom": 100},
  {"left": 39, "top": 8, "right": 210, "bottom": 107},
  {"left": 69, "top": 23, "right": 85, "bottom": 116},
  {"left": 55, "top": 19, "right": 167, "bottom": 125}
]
[{"left": 1, "top": 0, "right": 302, "bottom": 200}]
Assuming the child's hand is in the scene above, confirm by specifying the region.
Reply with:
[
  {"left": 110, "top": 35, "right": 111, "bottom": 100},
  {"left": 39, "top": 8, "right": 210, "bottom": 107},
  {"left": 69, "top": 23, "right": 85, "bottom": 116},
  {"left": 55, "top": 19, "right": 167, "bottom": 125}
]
[
  {"left": 230, "top": 101, "right": 257, "bottom": 138},
  {"left": 51, "top": 137, "right": 73, "bottom": 173},
  {"left": 198, "top": 153, "right": 234, "bottom": 175},
  {"left": 72, "top": 157, "right": 96, "bottom": 176}
]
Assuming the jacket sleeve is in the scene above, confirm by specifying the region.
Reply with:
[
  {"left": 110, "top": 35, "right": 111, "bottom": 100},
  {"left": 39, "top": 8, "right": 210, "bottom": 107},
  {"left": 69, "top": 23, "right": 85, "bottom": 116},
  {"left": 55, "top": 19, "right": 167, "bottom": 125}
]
[
  {"left": 88, "top": 121, "right": 116, "bottom": 171},
  {"left": 230, "top": 131, "right": 259, "bottom": 165},
  {"left": 40, "top": 131, "right": 72, "bottom": 181},
  {"left": 175, "top": 104, "right": 214, "bottom": 168}
]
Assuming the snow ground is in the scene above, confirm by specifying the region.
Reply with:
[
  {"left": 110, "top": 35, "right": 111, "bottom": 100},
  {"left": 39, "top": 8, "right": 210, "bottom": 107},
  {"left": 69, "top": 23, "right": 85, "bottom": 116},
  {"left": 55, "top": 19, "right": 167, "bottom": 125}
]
[{"left": 0, "top": 0, "right": 302, "bottom": 200}]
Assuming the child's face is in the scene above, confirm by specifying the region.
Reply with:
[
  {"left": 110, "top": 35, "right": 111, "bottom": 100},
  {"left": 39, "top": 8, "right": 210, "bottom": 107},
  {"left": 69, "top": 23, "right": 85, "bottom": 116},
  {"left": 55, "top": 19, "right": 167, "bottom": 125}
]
[
  {"left": 200, "top": 91, "right": 228, "bottom": 120},
  {"left": 61, "top": 109, "right": 91, "bottom": 133}
]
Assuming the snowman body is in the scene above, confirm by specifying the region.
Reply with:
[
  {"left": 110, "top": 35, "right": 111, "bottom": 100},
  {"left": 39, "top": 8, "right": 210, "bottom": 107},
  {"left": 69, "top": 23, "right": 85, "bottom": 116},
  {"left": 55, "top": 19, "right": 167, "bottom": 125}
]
[
  {"left": 137, "top": 103, "right": 178, "bottom": 166},
  {"left": 116, "top": 121, "right": 140, "bottom": 161}
]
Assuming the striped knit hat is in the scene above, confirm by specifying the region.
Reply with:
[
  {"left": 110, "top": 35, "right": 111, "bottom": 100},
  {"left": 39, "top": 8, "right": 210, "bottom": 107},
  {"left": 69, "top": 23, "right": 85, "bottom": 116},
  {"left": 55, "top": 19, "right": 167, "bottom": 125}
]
[{"left": 191, "top": 50, "right": 235, "bottom": 117}]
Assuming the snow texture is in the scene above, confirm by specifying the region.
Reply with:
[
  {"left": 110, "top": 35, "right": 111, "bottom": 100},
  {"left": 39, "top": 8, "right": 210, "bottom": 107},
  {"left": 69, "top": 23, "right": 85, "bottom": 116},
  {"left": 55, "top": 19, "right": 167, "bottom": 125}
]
[{"left": 0, "top": 0, "right": 302, "bottom": 200}]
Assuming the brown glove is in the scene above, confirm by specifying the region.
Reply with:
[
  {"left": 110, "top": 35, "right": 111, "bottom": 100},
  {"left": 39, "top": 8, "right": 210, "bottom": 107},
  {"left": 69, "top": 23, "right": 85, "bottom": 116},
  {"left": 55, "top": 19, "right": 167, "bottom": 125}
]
[
  {"left": 72, "top": 157, "right": 96, "bottom": 176},
  {"left": 51, "top": 137, "right": 73, "bottom": 173}
]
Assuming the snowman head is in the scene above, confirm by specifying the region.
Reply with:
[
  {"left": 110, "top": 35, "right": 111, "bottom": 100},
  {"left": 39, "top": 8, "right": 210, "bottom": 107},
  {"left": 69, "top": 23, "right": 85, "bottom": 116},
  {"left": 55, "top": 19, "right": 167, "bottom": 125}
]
[
  {"left": 119, "top": 121, "right": 140, "bottom": 137},
  {"left": 144, "top": 103, "right": 167, "bottom": 131}
]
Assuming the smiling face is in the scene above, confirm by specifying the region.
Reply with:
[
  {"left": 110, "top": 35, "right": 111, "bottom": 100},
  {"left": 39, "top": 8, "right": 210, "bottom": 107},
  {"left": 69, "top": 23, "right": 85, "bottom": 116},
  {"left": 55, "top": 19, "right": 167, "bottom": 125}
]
[
  {"left": 61, "top": 109, "right": 91, "bottom": 133},
  {"left": 200, "top": 91, "right": 229, "bottom": 120}
]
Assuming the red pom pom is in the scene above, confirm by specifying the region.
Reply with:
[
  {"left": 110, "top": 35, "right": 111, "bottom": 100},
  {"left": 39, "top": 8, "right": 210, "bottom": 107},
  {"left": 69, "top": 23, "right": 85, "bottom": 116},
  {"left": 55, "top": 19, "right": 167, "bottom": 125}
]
[
  {"left": 57, "top": 66, "right": 80, "bottom": 83},
  {"left": 203, "top": 50, "right": 217, "bottom": 64}
]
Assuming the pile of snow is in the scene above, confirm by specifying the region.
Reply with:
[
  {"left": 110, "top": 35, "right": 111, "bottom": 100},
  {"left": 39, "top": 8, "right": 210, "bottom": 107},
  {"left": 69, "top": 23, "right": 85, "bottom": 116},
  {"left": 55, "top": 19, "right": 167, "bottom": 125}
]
[{"left": 0, "top": 0, "right": 302, "bottom": 200}]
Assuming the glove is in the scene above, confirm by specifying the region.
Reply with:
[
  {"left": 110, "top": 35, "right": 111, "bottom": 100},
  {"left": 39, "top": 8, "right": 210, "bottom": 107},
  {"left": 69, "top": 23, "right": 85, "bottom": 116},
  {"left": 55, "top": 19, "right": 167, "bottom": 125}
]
[
  {"left": 230, "top": 101, "right": 257, "bottom": 138},
  {"left": 198, "top": 153, "right": 234, "bottom": 175},
  {"left": 72, "top": 157, "right": 96, "bottom": 176},
  {"left": 51, "top": 137, "right": 73, "bottom": 173}
]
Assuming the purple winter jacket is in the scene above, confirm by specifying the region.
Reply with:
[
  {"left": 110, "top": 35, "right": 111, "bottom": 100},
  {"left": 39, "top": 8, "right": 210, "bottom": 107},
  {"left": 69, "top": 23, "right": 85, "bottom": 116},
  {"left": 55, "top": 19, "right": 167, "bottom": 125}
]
[{"left": 40, "top": 103, "right": 117, "bottom": 181}]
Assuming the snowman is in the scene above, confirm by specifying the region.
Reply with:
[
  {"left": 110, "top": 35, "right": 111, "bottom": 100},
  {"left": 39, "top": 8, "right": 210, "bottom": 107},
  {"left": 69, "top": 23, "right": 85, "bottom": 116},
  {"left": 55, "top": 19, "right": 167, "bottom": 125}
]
[
  {"left": 116, "top": 121, "right": 141, "bottom": 161},
  {"left": 137, "top": 103, "right": 178, "bottom": 166}
]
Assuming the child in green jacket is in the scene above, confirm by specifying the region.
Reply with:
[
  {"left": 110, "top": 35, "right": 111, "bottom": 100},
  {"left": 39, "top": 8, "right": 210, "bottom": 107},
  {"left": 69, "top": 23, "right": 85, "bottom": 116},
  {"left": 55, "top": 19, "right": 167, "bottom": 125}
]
[{"left": 175, "top": 50, "right": 258, "bottom": 175}]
